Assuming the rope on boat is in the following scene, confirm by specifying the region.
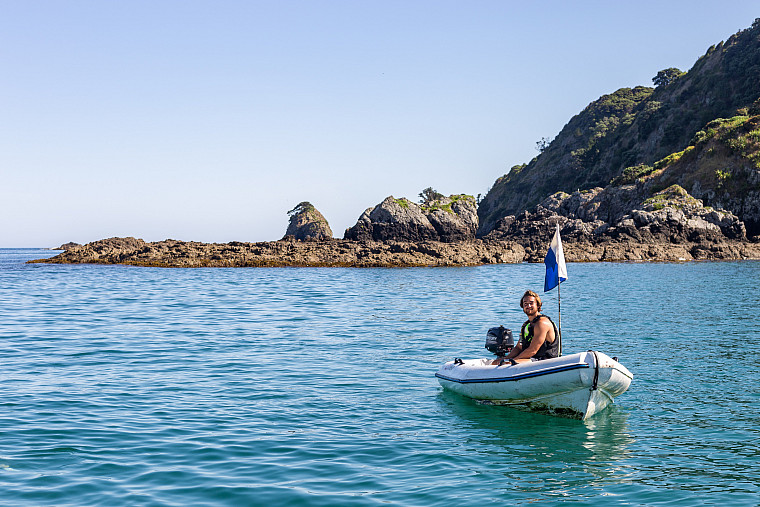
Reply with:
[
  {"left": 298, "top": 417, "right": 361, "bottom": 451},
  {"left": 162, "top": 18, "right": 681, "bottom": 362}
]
[{"left": 589, "top": 350, "right": 600, "bottom": 391}]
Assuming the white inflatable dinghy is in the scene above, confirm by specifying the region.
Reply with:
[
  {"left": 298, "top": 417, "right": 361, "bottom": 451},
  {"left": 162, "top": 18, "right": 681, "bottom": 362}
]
[{"left": 435, "top": 351, "right": 632, "bottom": 419}]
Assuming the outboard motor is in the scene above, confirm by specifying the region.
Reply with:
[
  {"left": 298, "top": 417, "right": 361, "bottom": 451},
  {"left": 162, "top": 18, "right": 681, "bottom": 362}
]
[{"left": 485, "top": 325, "right": 514, "bottom": 356}]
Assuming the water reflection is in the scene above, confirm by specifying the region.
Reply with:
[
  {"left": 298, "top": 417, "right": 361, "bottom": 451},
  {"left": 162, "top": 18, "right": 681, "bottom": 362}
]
[{"left": 437, "top": 391, "right": 634, "bottom": 501}]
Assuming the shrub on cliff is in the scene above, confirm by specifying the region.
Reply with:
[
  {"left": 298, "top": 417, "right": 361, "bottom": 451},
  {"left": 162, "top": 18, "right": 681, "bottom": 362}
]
[{"left": 419, "top": 187, "right": 444, "bottom": 205}]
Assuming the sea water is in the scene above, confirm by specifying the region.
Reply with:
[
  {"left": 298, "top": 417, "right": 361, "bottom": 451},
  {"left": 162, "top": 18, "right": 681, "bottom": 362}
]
[{"left": 1, "top": 249, "right": 758, "bottom": 506}]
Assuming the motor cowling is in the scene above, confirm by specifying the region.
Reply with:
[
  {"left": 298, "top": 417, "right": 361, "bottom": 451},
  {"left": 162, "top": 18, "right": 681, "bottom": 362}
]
[{"left": 485, "top": 326, "right": 514, "bottom": 356}]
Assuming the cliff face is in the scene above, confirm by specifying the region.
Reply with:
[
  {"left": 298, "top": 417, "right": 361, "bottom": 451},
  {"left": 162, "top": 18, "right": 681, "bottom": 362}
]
[
  {"left": 478, "top": 19, "right": 760, "bottom": 236},
  {"left": 344, "top": 195, "right": 478, "bottom": 242}
]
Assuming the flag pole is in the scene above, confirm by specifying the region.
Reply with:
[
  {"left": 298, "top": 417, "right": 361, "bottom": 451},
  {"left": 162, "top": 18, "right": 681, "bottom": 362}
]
[
  {"left": 557, "top": 272, "right": 562, "bottom": 356},
  {"left": 544, "top": 222, "right": 567, "bottom": 357}
]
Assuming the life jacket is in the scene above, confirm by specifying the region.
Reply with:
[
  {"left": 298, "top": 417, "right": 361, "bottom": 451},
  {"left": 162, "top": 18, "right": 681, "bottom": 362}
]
[{"left": 519, "top": 314, "right": 559, "bottom": 360}]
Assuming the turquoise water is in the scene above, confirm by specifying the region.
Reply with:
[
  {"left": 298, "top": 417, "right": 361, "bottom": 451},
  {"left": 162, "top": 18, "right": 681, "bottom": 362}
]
[{"left": 2, "top": 249, "right": 759, "bottom": 506}]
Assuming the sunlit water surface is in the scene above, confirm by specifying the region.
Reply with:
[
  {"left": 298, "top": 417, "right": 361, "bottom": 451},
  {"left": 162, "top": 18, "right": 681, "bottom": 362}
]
[{"left": 2, "top": 249, "right": 758, "bottom": 505}]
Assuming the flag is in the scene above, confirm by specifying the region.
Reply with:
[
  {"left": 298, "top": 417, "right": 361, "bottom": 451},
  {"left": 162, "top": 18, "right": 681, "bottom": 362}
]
[{"left": 544, "top": 223, "right": 567, "bottom": 292}]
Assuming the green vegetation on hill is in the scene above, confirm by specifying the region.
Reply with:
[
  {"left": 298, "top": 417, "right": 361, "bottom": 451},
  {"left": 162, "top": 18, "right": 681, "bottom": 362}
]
[
  {"left": 478, "top": 18, "right": 760, "bottom": 237},
  {"left": 644, "top": 111, "right": 760, "bottom": 234}
]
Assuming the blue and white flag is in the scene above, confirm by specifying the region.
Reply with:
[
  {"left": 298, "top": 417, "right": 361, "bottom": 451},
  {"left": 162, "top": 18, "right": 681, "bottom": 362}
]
[{"left": 544, "top": 223, "right": 567, "bottom": 292}]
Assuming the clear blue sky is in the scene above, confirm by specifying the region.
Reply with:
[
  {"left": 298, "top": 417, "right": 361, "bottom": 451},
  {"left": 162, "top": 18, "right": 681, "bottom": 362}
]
[{"left": 1, "top": 1, "right": 757, "bottom": 247}]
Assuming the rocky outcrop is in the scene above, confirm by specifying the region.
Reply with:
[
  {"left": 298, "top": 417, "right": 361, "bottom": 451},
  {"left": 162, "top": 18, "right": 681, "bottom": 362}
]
[
  {"left": 344, "top": 197, "right": 437, "bottom": 242},
  {"left": 30, "top": 172, "right": 760, "bottom": 267},
  {"left": 541, "top": 184, "right": 746, "bottom": 240},
  {"left": 48, "top": 237, "right": 148, "bottom": 262},
  {"left": 484, "top": 184, "right": 753, "bottom": 261},
  {"left": 31, "top": 237, "right": 526, "bottom": 268},
  {"left": 56, "top": 242, "right": 81, "bottom": 250},
  {"left": 344, "top": 195, "right": 478, "bottom": 242},
  {"left": 425, "top": 195, "right": 479, "bottom": 241},
  {"left": 284, "top": 202, "right": 333, "bottom": 241}
]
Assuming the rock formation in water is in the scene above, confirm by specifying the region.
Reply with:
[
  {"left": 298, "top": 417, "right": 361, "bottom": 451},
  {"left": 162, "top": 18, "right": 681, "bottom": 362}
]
[
  {"left": 284, "top": 202, "right": 333, "bottom": 241},
  {"left": 344, "top": 194, "right": 478, "bottom": 242},
  {"left": 345, "top": 197, "right": 437, "bottom": 242}
]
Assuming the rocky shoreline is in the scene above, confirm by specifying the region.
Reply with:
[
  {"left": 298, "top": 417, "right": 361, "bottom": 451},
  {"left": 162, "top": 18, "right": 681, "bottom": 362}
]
[
  {"left": 31, "top": 184, "right": 760, "bottom": 267},
  {"left": 31, "top": 176, "right": 760, "bottom": 268},
  {"left": 30, "top": 235, "right": 760, "bottom": 268}
]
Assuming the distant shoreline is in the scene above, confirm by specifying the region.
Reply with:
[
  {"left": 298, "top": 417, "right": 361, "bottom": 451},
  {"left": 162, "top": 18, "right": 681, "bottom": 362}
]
[{"left": 28, "top": 236, "right": 760, "bottom": 268}]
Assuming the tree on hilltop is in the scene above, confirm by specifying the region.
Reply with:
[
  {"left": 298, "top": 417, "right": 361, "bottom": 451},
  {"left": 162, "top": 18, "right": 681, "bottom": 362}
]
[
  {"left": 652, "top": 68, "right": 685, "bottom": 88},
  {"left": 536, "top": 136, "right": 552, "bottom": 153},
  {"left": 419, "top": 187, "right": 444, "bottom": 205},
  {"left": 288, "top": 201, "right": 315, "bottom": 216}
]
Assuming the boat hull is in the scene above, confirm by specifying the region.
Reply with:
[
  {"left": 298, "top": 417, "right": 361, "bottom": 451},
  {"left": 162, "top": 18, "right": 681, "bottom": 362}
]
[{"left": 435, "top": 351, "right": 632, "bottom": 420}]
